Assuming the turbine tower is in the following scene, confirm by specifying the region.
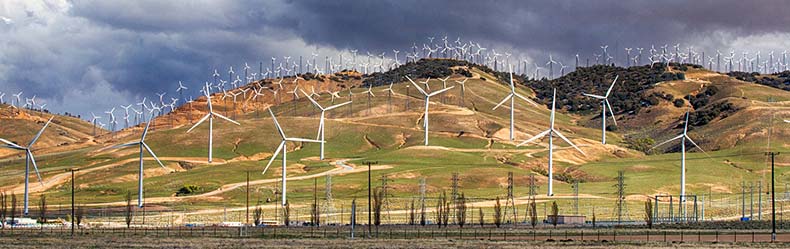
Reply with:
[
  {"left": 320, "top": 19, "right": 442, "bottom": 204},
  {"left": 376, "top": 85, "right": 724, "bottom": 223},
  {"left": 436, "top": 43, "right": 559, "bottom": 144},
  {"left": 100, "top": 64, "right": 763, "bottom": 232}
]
[
  {"left": 301, "top": 89, "right": 351, "bottom": 160},
  {"left": 263, "top": 109, "right": 324, "bottom": 207},
  {"left": 405, "top": 76, "right": 454, "bottom": 146},
  {"left": 581, "top": 75, "right": 619, "bottom": 144},
  {"left": 0, "top": 117, "right": 53, "bottom": 215},
  {"left": 114, "top": 116, "right": 169, "bottom": 207},
  {"left": 187, "top": 83, "right": 241, "bottom": 163},
  {"left": 651, "top": 111, "right": 706, "bottom": 201},
  {"left": 517, "top": 89, "right": 584, "bottom": 196},
  {"left": 493, "top": 65, "right": 538, "bottom": 141}
]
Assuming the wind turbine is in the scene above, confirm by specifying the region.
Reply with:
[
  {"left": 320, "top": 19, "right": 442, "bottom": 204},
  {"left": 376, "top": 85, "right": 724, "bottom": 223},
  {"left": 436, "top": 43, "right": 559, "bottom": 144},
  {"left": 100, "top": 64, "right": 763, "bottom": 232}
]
[
  {"left": 650, "top": 111, "right": 706, "bottom": 201},
  {"left": 582, "top": 75, "right": 619, "bottom": 144},
  {"left": 113, "top": 116, "right": 168, "bottom": 207},
  {"left": 382, "top": 83, "right": 395, "bottom": 113},
  {"left": 90, "top": 113, "right": 101, "bottom": 136},
  {"left": 406, "top": 76, "right": 454, "bottom": 146},
  {"left": 177, "top": 81, "right": 188, "bottom": 103},
  {"left": 187, "top": 84, "right": 241, "bottom": 163},
  {"left": 493, "top": 65, "right": 538, "bottom": 141},
  {"left": 301, "top": 89, "right": 351, "bottom": 160},
  {"left": 363, "top": 85, "right": 375, "bottom": 115},
  {"left": 517, "top": 89, "right": 584, "bottom": 196},
  {"left": 263, "top": 109, "right": 324, "bottom": 207},
  {"left": 0, "top": 116, "right": 53, "bottom": 215},
  {"left": 455, "top": 78, "right": 468, "bottom": 107}
]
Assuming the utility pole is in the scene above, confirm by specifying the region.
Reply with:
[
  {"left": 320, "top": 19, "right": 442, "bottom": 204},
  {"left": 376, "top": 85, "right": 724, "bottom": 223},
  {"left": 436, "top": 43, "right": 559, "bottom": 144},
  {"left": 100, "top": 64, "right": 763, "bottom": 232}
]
[
  {"left": 66, "top": 168, "right": 80, "bottom": 236},
  {"left": 767, "top": 151, "right": 780, "bottom": 242},
  {"left": 246, "top": 171, "right": 250, "bottom": 225}
]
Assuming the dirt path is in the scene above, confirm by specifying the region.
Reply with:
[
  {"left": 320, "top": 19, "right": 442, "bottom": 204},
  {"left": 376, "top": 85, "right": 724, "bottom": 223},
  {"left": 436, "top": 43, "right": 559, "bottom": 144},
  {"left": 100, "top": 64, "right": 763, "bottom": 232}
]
[{"left": 80, "top": 159, "right": 392, "bottom": 208}]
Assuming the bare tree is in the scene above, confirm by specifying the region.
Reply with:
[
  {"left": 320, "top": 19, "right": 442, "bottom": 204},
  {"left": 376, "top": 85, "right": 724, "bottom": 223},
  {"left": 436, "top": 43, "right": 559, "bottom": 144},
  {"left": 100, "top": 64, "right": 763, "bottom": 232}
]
[
  {"left": 283, "top": 201, "right": 291, "bottom": 226},
  {"left": 10, "top": 193, "right": 16, "bottom": 229},
  {"left": 478, "top": 208, "right": 484, "bottom": 227},
  {"left": 253, "top": 203, "right": 263, "bottom": 226},
  {"left": 39, "top": 195, "right": 47, "bottom": 228},
  {"left": 493, "top": 197, "right": 502, "bottom": 228},
  {"left": 419, "top": 197, "right": 426, "bottom": 226},
  {"left": 455, "top": 193, "right": 467, "bottom": 228},
  {"left": 0, "top": 192, "right": 6, "bottom": 229},
  {"left": 409, "top": 199, "right": 415, "bottom": 225},
  {"left": 592, "top": 207, "right": 597, "bottom": 228},
  {"left": 644, "top": 198, "right": 653, "bottom": 229},
  {"left": 373, "top": 188, "right": 383, "bottom": 227},
  {"left": 529, "top": 199, "right": 538, "bottom": 228},
  {"left": 125, "top": 191, "right": 133, "bottom": 228},
  {"left": 550, "top": 201, "right": 559, "bottom": 227},
  {"left": 434, "top": 192, "right": 444, "bottom": 228},
  {"left": 76, "top": 205, "right": 85, "bottom": 228}
]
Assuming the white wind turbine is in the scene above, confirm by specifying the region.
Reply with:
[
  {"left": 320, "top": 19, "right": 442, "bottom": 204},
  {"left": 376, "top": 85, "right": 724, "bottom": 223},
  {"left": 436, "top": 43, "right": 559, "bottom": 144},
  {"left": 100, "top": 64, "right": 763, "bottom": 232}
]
[
  {"left": 363, "top": 85, "right": 375, "bottom": 115},
  {"left": 263, "top": 109, "right": 325, "bottom": 207},
  {"left": 301, "top": 89, "right": 351, "bottom": 160},
  {"left": 582, "top": 75, "right": 619, "bottom": 144},
  {"left": 517, "top": 89, "right": 584, "bottom": 196},
  {"left": 493, "top": 65, "right": 538, "bottom": 141},
  {"left": 113, "top": 116, "right": 169, "bottom": 207},
  {"left": 187, "top": 84, "right": 241, "bottom": 163},
  {"left": 455, "top": 78, "right": 468, "bottom": 107},
  {"left": 406, "top": 76, "right": 454, "bottom": 146},
  {"left": 650, "top": 111, "right": 706, "bottom": 201},
  {"left": 0, "top": 116, "right": 53, "bottom": 214}
]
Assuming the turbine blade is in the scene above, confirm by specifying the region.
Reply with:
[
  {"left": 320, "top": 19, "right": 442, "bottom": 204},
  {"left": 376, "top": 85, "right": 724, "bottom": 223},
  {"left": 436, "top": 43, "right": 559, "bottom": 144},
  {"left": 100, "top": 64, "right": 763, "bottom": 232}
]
[
  {"left": 514, "top": 93, "right": 539, "bottom": 106},
  {"left": 516, "top": 129, "right": 551, "bottom": 147},
  {"left": 582, "top": 93, "right": 606, "bottom": 99},
  {"left": 605, "top": 75, "right": 619, "bottom": 97},
  {"left": 650, "top": 134, "right": 684, "bottom": 151},
  {"left": 141, "top": 117, "right": 152, "bottom": 141},
  {"left": 685, "top": 135, "right": 710, "bottom": 157},
  {"left": 113, "top": 141, "right": 141, "bottom": 148},
  {"left": 301, "top": 89, "right": 322, "bottom": 109},
  {"left": 553, "top": 129, "right": 585, "bottom": 155},
  {"left": 28, "top": 116, "right": 53, "bottom": 147},
  {"left": 0, "top": 138, "right": 23, "bottom": 149},
  {"left": 187, "top": 114, "right": 210, "bottom": 133},
  {"left": 263, "top": 142, "right": 284, "bottom": 175},
  {"left": 286, "top": 138, "right": 325, "bottom": 143},
  {"left": 27, "top": 150, "right": 44, "bottom": 186},
  {"left": 213, "top": 112, "right": 241, "bottom": 125},
  {"left": 325, "top": 101, "right": 352, "bottom": 110},
  {"left": 427, "top": 86, "right": 454, "bottom": 97},
  {"left": 406, "top": 76, "right": 427, "bottom": 96},
  {"left": 606, "top": 99, "right": 617, "bottom": 126},
  {"left": 492, "top": 94, "right": 513, "bottom": 110},
  {"left": 268, "top": 109, "right": 287, "bottom": 138},
  {"left": 143, "top": 143, "right": 166, "bottom": 169}
]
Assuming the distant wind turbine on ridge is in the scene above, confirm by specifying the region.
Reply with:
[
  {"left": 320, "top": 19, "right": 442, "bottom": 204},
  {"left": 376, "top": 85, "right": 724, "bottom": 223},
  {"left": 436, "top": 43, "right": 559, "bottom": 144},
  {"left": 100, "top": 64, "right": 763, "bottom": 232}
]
[
  {"left": 406, "top": 75, "right": 454, "bottom": 146},
  {"left": 114, "top": 115, "right": 169, "bottom": 207}
]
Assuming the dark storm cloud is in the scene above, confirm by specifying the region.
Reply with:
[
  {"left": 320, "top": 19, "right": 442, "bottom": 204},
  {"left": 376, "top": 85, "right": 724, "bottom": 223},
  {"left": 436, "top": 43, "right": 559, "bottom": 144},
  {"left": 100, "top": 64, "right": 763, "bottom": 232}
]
[{"left": 1, "top": 0, "right": 790, "bottom": 118}]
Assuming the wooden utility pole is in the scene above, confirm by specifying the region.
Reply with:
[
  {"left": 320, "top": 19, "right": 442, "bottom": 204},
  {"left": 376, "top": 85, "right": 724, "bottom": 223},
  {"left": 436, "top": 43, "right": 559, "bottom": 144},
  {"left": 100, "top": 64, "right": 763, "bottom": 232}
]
[
  {"left": 767, "top": 152, "right": 780, "bottom": 242},
  {"left": 246, "top": 171, "right": 250, "bottom": 225},
  {"left": 364, "top": 161, "right": 378, "bottom": 237},
  {"left": 66, "top": 168, "right": 80, "bottom": 236}
]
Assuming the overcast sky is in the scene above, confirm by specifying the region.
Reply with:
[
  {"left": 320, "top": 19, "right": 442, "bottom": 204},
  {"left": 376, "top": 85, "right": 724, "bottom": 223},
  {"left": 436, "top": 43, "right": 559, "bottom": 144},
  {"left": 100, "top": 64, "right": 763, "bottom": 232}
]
[{"left": 2, "top": 0, "right": 790, "bottom": 119}]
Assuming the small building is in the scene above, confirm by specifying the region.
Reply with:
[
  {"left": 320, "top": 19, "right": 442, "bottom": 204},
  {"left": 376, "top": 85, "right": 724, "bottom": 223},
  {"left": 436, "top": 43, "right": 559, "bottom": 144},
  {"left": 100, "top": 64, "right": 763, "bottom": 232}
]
[{"left": 546, "top": 215, "right": 585, "bottom": 225}]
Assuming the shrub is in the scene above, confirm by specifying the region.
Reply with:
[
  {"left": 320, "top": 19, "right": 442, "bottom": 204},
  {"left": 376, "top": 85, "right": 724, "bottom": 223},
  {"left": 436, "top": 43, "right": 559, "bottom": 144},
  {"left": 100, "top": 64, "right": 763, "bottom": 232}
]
[
  {"left": 673, "top": 98, "right": 685, "bottom": 108},
  {"left": 176, "top": 184, "right": 203, "bottom": 196}
]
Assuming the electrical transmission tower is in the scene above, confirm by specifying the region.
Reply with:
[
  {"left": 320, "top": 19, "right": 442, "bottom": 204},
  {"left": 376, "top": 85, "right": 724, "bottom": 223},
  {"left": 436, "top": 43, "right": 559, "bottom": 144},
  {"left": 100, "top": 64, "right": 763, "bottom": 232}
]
[
  {"left": 380, "top": 174, "right": 393, "bottom": 223},
  {"left": 504, "top": 172, "right": 518, "bottom": 224},
  {"left": 613, "top": 170, "right": 629, "bottom": 223},
  {"left": 322, "top": 174, "right": 335, "bottom": 225}
]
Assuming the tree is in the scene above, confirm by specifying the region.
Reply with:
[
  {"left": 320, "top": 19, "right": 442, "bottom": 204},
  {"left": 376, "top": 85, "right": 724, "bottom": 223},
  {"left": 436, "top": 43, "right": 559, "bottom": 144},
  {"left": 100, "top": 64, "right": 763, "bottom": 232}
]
[
  {"left": 76, "top": 205, "right": 85, "bottom": 228},
  {"left": 253, "top": 203, "right": 263, "bottom": 226},
  {"left": 0, "top": 192, "right": 6, "bottom": 229},
  {"left": 644, "top": 198, "right": 653, "bottom": 229},
  {"left": 478, "top": 208, "right": 484, "bottom": 227},
  {"left": 10, "top": 193, "right": 16, "bottom": 229},
  {"left": 592, "top": 207, "right": 597, "bottom": 228},
  {"left": 409, "top": 199, "right": 415, "bottom": 225},
  {"left": 529, "top": 199, "right": 538, "bottom": 228},
  {"left": 283, "top": 201, "right": 291, "bottom": 226},
  {"left": 550, "top": 201, "right": 559, "bottom": 227},
  {"left": 434, "top": 192, "right": 444, "bottom": 228},
  {"left": 419, "top": 200, "right": 426, "bottom": 226},
  {"left": 455, "top": 193, "right": 467, "bottom": 228},
  {"left": 442, "top": 197, "right": 450, "bottom": 227},
  {"left": 493, "top": 197, "right": 502, "bottom": 228},
  {"left": 39, "top": 195, "right": 47, "bottom": 227},
  {"left": 373, "top": 188, "right": 383, "bottom": 227},
  {"left": 125, "top": 191, "right": 133, "bottom": 228}
]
